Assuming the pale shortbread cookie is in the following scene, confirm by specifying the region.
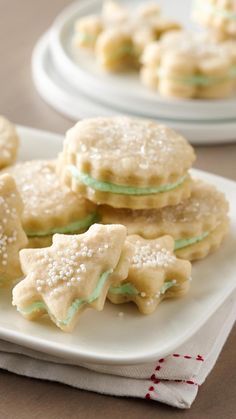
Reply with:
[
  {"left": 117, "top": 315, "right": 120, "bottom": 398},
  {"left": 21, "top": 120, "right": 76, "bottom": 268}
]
[
  {"left": 141, "top": 30, "right": 236, "bottom": 98},
  {"left": 59, "top": 116, "right": 195, "bottom": 209},
  {"left": 0, "top": 174, "right": 28, "bottom": 285},
  {"left": 2, "top": 160, "right": 97, "bottom": 243},
  {"left": 0, "top": 116, "right": 19, "bottom": 169},
  {"left": 73, "top": 1, "right": 128, "bottom": 51},
  {"left": 193, "top": 0, "right": 236, "bottom": 40},
  {"left": 99, "top": 180, "right": 229, "bottom": 261},
  {"left": 108, "top": 235, "right": 192, "bottom": 314},
  {"left": 73, "top": 1, "right": 181, "bottom": 71},
  {"left": 176, "top": 218, "right": 229, "bottom": 261},
  {"left": 95, "top": 27, "right": 137, "bottom": 71},
  {"left": 132, "top": 2, "right": 181, "bottom": 56},
  {"left": 12, "top": 224, "right": 132, "bottom": 332}
]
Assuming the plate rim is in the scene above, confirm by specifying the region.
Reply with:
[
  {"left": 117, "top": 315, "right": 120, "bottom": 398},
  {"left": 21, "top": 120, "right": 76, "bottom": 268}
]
[{"left": 48, "top": 0, "right": 236, "bottom": 122}]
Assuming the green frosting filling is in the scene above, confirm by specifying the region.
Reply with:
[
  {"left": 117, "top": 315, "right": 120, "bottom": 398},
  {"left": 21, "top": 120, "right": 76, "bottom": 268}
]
[
  {"left": 109, "top": 280, "right": 177, "bottom": 297},
  {"left": 158, "top": 66, "right": 236, "bottom": 87},
  {"left": 109, "top": 282, "right": 139, "bottom": 296},
  {"left": 180, "top": 68, "right": 236, "bottom": 86},
  {"left": 160, "top": 280, "right": 177, "bottom": 294},
  {"left": 19, "top": 269, "right": 112, "bottom": 326},
  {"left": 174, "top": 231, "right": 209, "bottom": 250},
  {"left": 26, "top": 212, "right": 98, "bottom": 238},
  {"left": 68, "top": 165, "right": 187, "bottom": 196},
  {"left": 77, "top": 32, "right": 97, "bottom": 43},
  {"left": 21, "top": 301, "right": 46, "bottom": 314}
]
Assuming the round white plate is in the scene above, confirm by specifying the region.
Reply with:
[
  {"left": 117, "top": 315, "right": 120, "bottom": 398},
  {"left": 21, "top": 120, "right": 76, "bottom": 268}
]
[
  {"left": 0, "top": 125, "right": 236, "bottom": 365},
  {"left": 32, "top": 33, "right": 236, "bottom": 144},
  {"left": 49, "top": 0, "right": 236, "bottom": 122}
]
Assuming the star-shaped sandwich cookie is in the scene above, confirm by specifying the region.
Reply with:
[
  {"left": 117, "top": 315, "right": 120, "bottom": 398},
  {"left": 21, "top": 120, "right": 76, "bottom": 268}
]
[
  {"left": 108, "top": 235, "right": 192, "bottom": 314},
  {"left": 0, "top": 174, "right": 28, "bottom": 284},
  {"left": 12, "top": 224, "right": 132, "bottom": 332}
]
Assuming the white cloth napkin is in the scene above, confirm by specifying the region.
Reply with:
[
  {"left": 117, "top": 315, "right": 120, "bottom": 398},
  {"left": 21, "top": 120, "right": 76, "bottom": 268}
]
[{"left": 0, "top": 293, "right": 235, "bottom": 409}]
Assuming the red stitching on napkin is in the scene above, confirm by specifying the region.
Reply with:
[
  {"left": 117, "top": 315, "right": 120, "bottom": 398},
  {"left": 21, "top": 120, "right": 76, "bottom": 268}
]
[
  {"left": 196, "top": 354, "right": 204, "bottom": 361},
  {"left": 145, "top": 358, "right": 165, "bottom": 400},
  {"left": 172, "top": 353, "right": 205, "bottom": 361},
  {"left": 145, "top": 354, "right": 204, "bottom": 400}
]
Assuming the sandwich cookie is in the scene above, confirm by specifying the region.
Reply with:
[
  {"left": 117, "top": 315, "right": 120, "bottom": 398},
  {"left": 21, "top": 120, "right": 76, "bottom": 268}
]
[
  {"left": 12, "top": 224, "right": 132, "bottom": 332},
  {"left": 3, "top": 160, "right": 97, "bottom": 247},
  {"left": 108, "top": 235, "right": 192, "bottom": 314},
  {"left": 99, "top": 180, "right": 229, "bottom": 261},
  {"left": 141, "top": 30, "right": 236, "bottom": 98},
  {"left": 59, "top": 116, "right": 195, "bottom": 209}
]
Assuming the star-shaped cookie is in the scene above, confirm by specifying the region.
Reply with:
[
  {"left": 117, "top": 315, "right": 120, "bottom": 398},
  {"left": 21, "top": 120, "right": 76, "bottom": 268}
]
[
  {"left": 12, "top": 224, "right": 132, "bottom": 332},
  {"left": 108, "top": 235, "right": 192, "bottom": 314},
  {"left": 0, "top": 174, "right": 28, "bottom": 285}
]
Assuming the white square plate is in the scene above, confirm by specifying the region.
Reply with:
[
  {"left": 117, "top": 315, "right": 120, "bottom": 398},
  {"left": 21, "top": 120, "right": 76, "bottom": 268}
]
[{"left": 0, "top": 126, "right": 235, "bottom": 365}]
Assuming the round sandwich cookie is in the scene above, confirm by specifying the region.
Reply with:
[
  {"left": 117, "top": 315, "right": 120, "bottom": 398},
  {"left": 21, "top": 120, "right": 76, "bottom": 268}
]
[
  {"left": 141, "top": 30, "right": 236, "bottom": 98},
  {"left": 59, "top": 116, "right": 195, "bottom": 210},
  {"left": 108, "top": 234, "right": 192, "bottom": 315},
  {"left": 73, "top": 1, "right": 129, "bottom": 52},
  {"left": 193, "top": 0, "right": 236, "bottom": 40},
  {"left": 73, "top": 1, "right": 181, "bottom": 71},
  {"left": 2, "top": 160, "right": 98, "bottom": 247},
  {"left": 95, "top": 27, "right": 138, "bottom": 72},
  {"left": 0, "top": 116, "right": 19, "bottom": 169},
  {"left": 99, "top": 179, "right": 229, "bottom": 261}
]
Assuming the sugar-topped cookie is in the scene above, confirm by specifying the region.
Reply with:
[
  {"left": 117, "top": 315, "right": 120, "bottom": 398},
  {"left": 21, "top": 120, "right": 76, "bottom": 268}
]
[
  {"left": 141, "top": 30, "right": 236, "bottom": 98},
  {"left": 12, "top": 224, "right": 132, "bottom": 332},
  {"left": 99, "top": 179, "right": 229, "bottom": 261},
  {"left": 108, "top": 235, "right": 192, "bottom": 314},
  {"left": 95, "top": 27, "right": 137, "bottom": 71},
  {"left": 132, "top": 2, "right": 181, "bottom": 56},
  {"left": 0, "top": 174, "right": 28, "bottom": 285},
  {"left": 3, "top": 160, "right": 97, "bottom": 246},
  {"left": 0, "top": 116, "right": 19, "bottom": 169},
  {"left": 73, "top": 1, "right": 181, "bottom": 72},
  {"left": 95, "top": 2, "right": 181, "bottom": 70},
  {"left": 59, "top": 117, "right": 195, "bottom": 210},
  {"left": 193, "top": 0, "right": 236, "bottom": 40}
]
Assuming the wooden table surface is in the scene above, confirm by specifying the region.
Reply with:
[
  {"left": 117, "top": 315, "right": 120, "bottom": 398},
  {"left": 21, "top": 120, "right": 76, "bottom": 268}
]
[{"left": 0, "top": 0, "right": 235, "bottom": 417}]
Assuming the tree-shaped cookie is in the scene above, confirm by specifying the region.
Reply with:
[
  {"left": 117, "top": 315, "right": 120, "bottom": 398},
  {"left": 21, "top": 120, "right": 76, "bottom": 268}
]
[
  {"left": 108, "top": 235, "right": 192, "bottom": 314},
  {"left": 0, "top": 174, "right": 28, "bottom": 285},
  {"left": 12, "top": 224, "right": 131, "bottom": 332}
]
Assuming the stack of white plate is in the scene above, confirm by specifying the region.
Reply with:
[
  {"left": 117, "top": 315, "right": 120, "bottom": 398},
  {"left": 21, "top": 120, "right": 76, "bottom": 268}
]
[{"left": 32, "top": 0, "right": 236, "bottom": 144}]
